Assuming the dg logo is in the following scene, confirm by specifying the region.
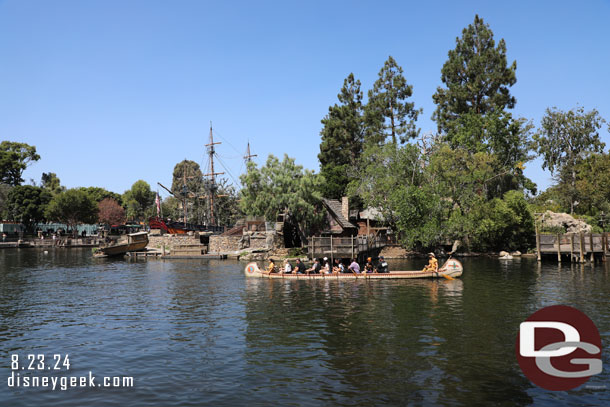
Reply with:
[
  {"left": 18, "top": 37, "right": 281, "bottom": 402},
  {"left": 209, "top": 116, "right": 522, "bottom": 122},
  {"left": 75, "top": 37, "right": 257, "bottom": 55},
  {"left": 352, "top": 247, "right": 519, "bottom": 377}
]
[{"left": 516, "top": 305, "right": 602, "bottom": 391}]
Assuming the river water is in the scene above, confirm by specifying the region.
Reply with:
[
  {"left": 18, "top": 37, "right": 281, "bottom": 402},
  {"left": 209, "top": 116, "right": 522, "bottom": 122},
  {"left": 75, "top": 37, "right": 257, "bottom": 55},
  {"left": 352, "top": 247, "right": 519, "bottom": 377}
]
[{"left": 1, "top": 248, "right": 609, "bottom": 406}]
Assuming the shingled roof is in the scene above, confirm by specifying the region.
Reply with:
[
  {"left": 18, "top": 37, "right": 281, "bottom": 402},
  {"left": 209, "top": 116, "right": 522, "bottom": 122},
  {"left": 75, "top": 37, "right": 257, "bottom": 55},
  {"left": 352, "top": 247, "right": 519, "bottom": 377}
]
[{"left": 322, "top": 198, "right": 357, "bottom": 229}]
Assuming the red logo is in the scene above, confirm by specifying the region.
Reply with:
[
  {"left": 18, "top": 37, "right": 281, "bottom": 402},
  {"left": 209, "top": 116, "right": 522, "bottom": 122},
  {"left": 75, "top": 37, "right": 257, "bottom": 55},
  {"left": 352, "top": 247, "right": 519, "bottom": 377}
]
[{"left": 516, "top": 305, "right": 602, "bottom": 391}]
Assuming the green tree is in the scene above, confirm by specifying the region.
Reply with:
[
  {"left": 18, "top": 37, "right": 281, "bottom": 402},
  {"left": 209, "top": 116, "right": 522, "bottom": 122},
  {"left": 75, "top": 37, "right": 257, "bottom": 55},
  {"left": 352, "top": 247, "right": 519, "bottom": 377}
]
[
  {"left": 239, "top": 155, "right": 323, "bottom": 238},
  {"left": 571, "top": 153, "right": 610, "bottom": 215},
  {"left": 5, "top": 185, "right": 52, "bottom": 232},
  {"left": 122, "top": 180, "right": 155, "bottom": 221},
  {"left": 41, "top": 172, "right": 65, "bottom": 195},
  {"left": 0, "top": 141, "right": 40, "bottom": 186},
  {"left": 171, "top": 160, "right": 204, "bottom": 197},
  {"left": 533, "top": 106, "right": 606, "bottom": 214},
  {"left": 318, "top": 73, "right": 365, "bottom": 198},
  {"left": 365, "top": 56, "right": 420, "bottom": 145},
  {"left": 432, "top": 15, "right": 516, "bottom": 137},
  {"left": 78, "top": 187, "right": 122, "bottom": 205},
  {"left": 432, "top": 15, "right": 533, "bottom": 196},
  {"left": 46, "top": 189, "right": 98, "bottom": 235}
]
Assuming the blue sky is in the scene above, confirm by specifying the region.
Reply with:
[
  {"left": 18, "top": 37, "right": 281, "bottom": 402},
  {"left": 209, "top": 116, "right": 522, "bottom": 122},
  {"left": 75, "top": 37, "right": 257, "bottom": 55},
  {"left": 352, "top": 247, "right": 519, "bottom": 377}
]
[{"left": 1, "top": 0, "right": 609, "bottom": 198}]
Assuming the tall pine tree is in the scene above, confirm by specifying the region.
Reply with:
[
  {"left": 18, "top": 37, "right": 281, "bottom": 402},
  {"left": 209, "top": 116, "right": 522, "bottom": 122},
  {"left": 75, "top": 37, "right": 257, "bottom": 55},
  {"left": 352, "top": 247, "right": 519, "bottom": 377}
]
[
  {"left": 432, "top": 15, "right": 533, "bottom": 196},
  {"left": 365, "top": 56, "right": 420, "bottom": 145},
  {"left": 433, "top": 14, "right": 517, "bottom": 139},
  {"left": 318, "top": 73, "right": 364, "bottom": 199}
]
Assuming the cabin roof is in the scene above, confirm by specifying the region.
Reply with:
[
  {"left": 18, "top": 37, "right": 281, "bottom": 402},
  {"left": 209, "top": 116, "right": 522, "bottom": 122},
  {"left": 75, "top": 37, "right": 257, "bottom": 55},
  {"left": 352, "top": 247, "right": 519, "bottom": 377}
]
[{"left": 322, "top": 198, "right": 357, "bottom": 229}]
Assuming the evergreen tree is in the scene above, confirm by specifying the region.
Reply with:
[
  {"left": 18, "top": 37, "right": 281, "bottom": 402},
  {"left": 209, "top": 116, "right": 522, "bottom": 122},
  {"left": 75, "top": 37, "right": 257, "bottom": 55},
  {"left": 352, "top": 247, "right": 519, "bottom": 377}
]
[
  {"left": 433, "top": 15, "right": 517, "bottom": 138},
  {"left": 0, "top": 141, "right": 40, "bottom": 186},
  {"left": 432, "top": 15, "right": 533, "bottom": 196},
  {"left": 5, "top": 185, "right": 52, "bottom": 232},
  {"left": 365, "top": 56, "right": 420, "bottom": 145},
  {"left": 318, "top": 73, "right": 364, "bottom": 198}
]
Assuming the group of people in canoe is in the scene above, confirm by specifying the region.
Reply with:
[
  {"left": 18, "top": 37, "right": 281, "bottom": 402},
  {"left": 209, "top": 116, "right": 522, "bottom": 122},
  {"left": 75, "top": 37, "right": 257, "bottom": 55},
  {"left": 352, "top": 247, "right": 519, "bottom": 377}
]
[
  {"left": 265, "top": 252, "right": 440, "bottom": 275},
  {"left": 265, "top": 256, "right": 390, "bottom": 275}
]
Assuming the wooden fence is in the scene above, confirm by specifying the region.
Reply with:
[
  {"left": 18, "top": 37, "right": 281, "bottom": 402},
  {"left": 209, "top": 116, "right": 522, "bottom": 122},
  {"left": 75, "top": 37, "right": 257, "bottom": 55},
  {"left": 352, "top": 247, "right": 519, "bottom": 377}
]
[{"left": 308, "top": 235, "right": 389, "bottom": 261}]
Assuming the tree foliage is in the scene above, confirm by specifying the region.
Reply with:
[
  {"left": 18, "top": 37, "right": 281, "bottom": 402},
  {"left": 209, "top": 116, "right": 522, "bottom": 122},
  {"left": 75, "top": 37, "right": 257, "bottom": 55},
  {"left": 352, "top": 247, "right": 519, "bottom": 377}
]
[
  {"left": 78, "top": 187, "right": 122, "bottom": 205},
  {"left": 46, "top": 189, "right": 98, "bottom": 235},
  {"left": 41, "top": 172, "right": 65, "bottom": 195},
  {"left": 533, "top": 106, "right": 606, "bottom": 213},
  {"left": 318, "top": 73, "right": 364, "bottom": 198},
  {"left": 433, "top": 15, "right": 516, "bottom": 136},
  {"left": 0, "top": 141, "right": 40, "bottom": 186},
  {"left": 171, "top": 160, "right": 204, "bottom": 197},
  {"left": 5, "top": 185, "right": 52, "bottom": 232},
  {"left": 365, "top": 56, "right": 420, "bottom": 145},
  {"left": 239, "top": 154, "right": 323, "bottom": 236},
  {"left": 122, "top": 180, "right": 155, "bottom": 221},
  {"left": 98, "top": 198, "right": 126, "bottom": 225}
]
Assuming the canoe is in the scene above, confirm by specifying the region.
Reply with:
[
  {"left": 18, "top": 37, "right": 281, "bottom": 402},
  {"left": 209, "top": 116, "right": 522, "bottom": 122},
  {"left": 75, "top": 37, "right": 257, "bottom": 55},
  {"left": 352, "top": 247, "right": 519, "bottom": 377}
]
[
  {"left": 244, "top": 259, "right": 463, "bottom": 279},
  {"left": 94, "top": 232, "right": 149, "bottom": 257}
]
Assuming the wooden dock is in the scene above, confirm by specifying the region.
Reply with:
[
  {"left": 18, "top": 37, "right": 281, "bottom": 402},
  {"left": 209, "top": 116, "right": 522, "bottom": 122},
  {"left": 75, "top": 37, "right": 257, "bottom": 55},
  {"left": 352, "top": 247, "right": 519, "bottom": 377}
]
[
  {"left": 308, "top": 235, "right": 388, "bottom": 262},
  {"left": 536, "top": 232, "right": 609, "bottom": 262}
]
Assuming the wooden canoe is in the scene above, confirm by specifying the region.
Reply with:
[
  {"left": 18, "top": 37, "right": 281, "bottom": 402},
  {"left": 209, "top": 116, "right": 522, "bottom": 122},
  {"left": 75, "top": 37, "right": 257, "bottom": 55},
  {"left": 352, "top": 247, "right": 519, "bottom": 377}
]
[{"left": 244, "top": 259, "right": 463, "bottom": 279}]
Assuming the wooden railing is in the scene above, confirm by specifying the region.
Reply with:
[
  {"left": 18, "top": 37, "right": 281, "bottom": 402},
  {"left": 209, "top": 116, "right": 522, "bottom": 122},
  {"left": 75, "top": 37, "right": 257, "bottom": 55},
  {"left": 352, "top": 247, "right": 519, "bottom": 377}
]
[
  {"left": 536, "top": 232, "right": 609, "bottom": 262},
  {"left": 308, "top": 235, "right": 389, "bottom": 260}
]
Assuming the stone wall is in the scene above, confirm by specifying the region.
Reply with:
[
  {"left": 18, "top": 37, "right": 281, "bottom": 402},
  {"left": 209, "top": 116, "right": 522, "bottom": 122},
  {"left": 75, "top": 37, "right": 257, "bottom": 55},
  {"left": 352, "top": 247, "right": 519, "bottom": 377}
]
[
  {"left": 209, "top": 236, "right": 242, "bottom": 253},
  {"left": 147, "top": 234, "right": 201, "bottom": 253}
]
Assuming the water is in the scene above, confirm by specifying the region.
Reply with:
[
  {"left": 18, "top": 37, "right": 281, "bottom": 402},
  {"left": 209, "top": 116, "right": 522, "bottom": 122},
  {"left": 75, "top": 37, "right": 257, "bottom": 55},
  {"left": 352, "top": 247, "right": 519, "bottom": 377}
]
[{"left": 1, "top": 249, "right": 609, "bottom": 406}]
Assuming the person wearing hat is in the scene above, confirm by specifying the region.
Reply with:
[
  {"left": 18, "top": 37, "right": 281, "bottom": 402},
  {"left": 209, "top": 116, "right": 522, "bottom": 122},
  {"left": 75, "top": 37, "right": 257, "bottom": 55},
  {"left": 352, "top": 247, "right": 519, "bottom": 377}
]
[
  {"left": 364, "top": 257, "right": 374, "bottom": 273},
  {"left": 422, "top": 252, "right": 438, "bottom": 273},
  {"left": 321, "top": 257, "right": 331, "bottom": 274},
  {"left": 375, "top": 256, "right": 389, "bottom": 273}
]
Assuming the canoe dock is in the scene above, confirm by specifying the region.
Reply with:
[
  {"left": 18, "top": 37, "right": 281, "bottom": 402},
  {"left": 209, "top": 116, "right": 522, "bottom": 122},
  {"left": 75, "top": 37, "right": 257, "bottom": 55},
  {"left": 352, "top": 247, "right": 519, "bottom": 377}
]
[
  {"left": 536, "top": 232, "right": 609, "bottom": 262},
  {"left": 308, "top": 235, "right": 388, "bottom": 262}
]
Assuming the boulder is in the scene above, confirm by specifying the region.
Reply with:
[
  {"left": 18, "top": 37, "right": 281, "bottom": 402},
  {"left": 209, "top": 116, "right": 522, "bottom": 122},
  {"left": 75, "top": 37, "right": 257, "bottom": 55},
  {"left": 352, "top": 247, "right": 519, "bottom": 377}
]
[
  {"left": 540, "top": 211, "right": 592, "bottom": 234},
  {"left": 499, "top": 251, "right": 510, "bottom": 257}
]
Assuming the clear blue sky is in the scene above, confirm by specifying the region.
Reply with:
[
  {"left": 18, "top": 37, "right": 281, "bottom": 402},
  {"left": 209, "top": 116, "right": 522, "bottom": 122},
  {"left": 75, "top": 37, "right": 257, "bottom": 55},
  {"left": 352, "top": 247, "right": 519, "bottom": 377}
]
[{"left": 1, "top": 0, "right": 609, "bottom": 199}]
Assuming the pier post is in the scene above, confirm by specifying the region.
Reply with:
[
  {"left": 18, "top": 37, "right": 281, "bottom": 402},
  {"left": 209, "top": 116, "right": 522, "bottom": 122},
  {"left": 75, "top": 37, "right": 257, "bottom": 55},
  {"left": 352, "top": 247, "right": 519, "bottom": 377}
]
[
  {"left": 590, "top": 233, "right": 595, "bottom": 263},
  {"left": 579, "top": 232, "right": 585, "bottom": 263},
  {"left": 556, "top": 233, "right": 561, "bottom": 262},
  {"left": 535, "top": 225, "right": 541, "bottom": 262},
  {"left": 351, "top": 235, "right": 354, "bottom": 260},
  {"left": 570, "top": 234, "right": 574, "bottom": 263},
  {"left": 330, "top": 236, "right": 334, "bottom": 266}
]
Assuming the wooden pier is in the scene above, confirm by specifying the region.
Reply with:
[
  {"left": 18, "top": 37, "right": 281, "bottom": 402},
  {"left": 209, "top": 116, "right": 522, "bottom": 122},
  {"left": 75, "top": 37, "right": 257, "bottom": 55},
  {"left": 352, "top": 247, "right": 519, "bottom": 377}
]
[
  {"left": 536, "top": 232, "right": 609, "bottom": 262},
  {"left": 308, "top": 235, "right": 388, "bottom": 262}
]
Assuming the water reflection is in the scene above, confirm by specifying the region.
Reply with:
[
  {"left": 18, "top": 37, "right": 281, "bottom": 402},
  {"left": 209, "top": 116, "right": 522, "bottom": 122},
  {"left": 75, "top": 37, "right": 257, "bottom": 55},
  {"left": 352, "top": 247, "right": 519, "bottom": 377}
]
[{"left": 1, "top": 251, "right": 609, "bottom": 406}]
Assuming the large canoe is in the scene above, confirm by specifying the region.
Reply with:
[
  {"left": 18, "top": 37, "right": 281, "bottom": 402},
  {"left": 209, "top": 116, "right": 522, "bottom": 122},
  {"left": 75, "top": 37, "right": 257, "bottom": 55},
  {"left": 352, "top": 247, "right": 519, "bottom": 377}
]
[{"left": 244, "top": 259, "right": 463, "bottom": 279}]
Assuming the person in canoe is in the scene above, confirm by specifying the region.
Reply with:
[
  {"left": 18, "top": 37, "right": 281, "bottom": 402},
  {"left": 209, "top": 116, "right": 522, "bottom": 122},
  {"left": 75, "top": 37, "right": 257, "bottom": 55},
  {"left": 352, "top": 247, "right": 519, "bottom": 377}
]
[
  {"left": 266, "top": 258, "right": 277, "bottom": 273},
  {"left": 333, "top": 258, "right": 345, "bottom": 273},
  {"left": 294, "top": 259, "right": 306, "bottom": 274},
  {"left": 321, "top": 257, "right": 331, "bottom": 274},
  {"left": 422, "top": 253, "right": 438, "bottom": 273},
  {"left": 306, "top": 258, "right": 321, "bottom": 274},
  {"left": 364, "top": 257, "right": 374, "bottom": 273},
  {"left": 348, "top": 258, "right": 360, "bottom": 274},
  {"left": 283, "top": 259, "right": 293, "bottom": 273},
  {"left": 375, "top": 256, "right": 389, "bottom": 273}
]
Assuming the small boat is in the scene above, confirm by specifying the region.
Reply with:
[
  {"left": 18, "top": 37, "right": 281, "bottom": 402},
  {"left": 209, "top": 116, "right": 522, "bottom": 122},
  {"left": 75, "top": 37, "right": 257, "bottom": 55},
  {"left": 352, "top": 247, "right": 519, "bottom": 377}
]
[
  {"left": 244, "top": 259, "right": 463, "bottom": 279},
  {"left": 94, "top": 232, "right": 149, "bottom": 257}
]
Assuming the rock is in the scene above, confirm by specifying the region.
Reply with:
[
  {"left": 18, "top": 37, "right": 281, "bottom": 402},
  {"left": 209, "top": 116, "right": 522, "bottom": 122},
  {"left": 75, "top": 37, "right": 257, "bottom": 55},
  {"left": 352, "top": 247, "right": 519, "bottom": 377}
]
[
  {"left": 540, "top": 211, "right": 592, "bottom": 234},
  {"left": 511, "top": 251, "right": 522, "bottom": 256},
  {"left": 499, "top": 251, "right": 510, "bottom": 257}
]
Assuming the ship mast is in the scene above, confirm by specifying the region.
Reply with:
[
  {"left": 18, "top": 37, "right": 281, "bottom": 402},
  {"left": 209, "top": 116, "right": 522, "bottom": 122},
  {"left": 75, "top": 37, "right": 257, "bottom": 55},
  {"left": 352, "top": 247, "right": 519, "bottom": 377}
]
[
  {"left": 204, "top": 122, "right": 224, "bottom": 226},
  {"left": 244, "top": 141, "right": 257, "bottom": 163}
]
